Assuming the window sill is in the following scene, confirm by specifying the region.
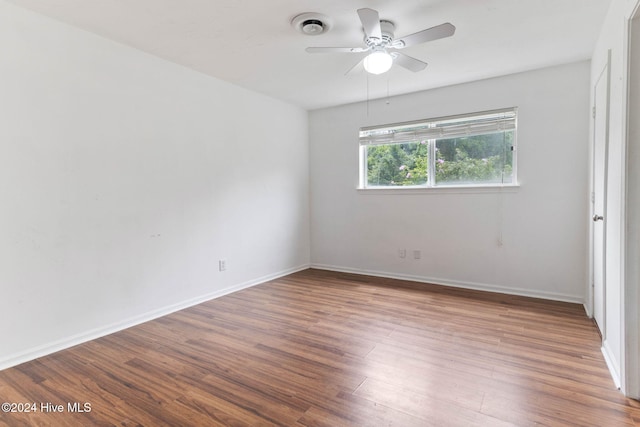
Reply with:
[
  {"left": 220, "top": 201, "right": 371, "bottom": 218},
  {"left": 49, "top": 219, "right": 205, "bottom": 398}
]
[{"left": 356, "top": 184, "right": 520, "bottom": 195}]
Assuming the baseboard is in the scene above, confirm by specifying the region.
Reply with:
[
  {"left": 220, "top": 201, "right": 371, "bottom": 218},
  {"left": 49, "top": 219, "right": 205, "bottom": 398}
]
[
  {"left": 583, "top": 303, "right": 593, "bottom": 318},
  {"left": 602, "top": 340, "right": 622, "bottom": 389},
  {"left": 310, "top": 263, "right": 584, "bottom": 304},
  {"left": 0, "top": 264, "right": 310, "bottom": 371},
  {"left": 1, "top": 263, "right": 587, "bottom": 371}
]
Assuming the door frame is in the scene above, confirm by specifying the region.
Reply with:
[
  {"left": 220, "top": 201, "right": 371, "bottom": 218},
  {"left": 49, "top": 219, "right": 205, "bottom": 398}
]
[
  {"left": 622, "top": 0, "right": 640, "bottom": 399},
  {"left": 590, "top": 53, "right": 611, "bottom": 338}
]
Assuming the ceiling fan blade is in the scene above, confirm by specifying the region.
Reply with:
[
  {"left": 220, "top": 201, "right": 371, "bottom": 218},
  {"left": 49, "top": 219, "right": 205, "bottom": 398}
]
[
  {"left": 393, "top": 23, "right": 456, "bottom": 49},
  {"left": 392, "top": 52, "right": 428, "bottom": 72},
  {"left": 306, "top": 46, "right": 368, "bottom": 54},
  {"left": 357, "top": 8, "right": 382, "bottom": 41}
]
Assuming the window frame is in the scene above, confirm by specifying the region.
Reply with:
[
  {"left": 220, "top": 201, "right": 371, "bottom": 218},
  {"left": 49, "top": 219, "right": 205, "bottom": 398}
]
[{"left": 358, "top": 108, "right": 518, "bottom": 191}]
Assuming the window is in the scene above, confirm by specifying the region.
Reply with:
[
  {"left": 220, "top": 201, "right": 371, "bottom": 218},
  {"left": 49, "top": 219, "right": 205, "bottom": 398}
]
[{"left": 359, "top": 108, "right": 517, "bottom": 189}]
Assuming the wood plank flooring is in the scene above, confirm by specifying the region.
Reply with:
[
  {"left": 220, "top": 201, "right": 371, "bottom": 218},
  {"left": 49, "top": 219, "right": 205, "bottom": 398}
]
[{"left": 1, "top": 268, "right": 638, "bottom": 426}]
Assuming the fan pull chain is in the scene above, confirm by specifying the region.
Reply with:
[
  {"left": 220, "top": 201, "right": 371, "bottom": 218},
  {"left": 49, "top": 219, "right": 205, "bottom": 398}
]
[
  {"left": 366, "top": 72, "right": 370, "bottom": 116},
  {"left": 386, "top": 79, "right": 390, "bottom": 105}
]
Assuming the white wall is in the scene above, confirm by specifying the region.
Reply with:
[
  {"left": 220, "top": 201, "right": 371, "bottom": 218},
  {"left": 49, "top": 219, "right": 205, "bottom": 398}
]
[
  {"left": 310, "top": 61, "right": 591, "bottom": 303},
  {"left": 591, "top": 0, "right": 640, "bottom": 396},
  {"left": 0, "top": 1, "right": 309, "bottom": 369}
]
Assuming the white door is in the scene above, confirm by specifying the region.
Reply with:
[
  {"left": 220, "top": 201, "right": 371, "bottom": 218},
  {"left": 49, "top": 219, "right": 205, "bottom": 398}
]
[{"left": 592, "top": 57, "right": 610, "bottom": 335}]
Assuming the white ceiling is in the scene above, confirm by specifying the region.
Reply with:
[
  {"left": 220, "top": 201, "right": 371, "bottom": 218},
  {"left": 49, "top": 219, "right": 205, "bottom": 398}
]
[{"left": 7, "top": 0, "right": 612, "bottom": 110}]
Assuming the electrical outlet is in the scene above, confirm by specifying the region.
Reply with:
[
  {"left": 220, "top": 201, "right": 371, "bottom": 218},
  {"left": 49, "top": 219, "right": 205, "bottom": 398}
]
[
  {"left": 413, "top": 250, "right": 421, "bottom": 260},
  {"left": 218, "top": 259, "right": 227, "bottom": 272},
  {"left": 398, "top": 249, "right": 406, "bottom": 259}
]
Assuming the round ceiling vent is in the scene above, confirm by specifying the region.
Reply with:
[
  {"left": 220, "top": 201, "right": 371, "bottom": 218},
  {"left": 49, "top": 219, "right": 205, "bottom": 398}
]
[{"left": 291, "top": 12, "right": 331, "bottom": 35}]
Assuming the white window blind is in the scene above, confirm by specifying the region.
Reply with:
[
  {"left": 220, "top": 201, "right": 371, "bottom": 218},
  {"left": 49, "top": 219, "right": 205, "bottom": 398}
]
[{"left": 359, "top": 108, "right": 517, "bottom": 146}]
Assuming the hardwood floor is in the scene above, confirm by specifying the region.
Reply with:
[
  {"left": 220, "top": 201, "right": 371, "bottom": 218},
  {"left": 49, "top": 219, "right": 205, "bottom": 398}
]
[{"left": 1, "top": 269, "right": 638, "bottom": 426}]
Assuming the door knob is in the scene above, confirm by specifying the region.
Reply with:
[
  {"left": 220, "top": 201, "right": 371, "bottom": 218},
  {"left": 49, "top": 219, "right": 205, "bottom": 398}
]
[{"left": 593, "top": 214, "right": 604, "bottom": 222}]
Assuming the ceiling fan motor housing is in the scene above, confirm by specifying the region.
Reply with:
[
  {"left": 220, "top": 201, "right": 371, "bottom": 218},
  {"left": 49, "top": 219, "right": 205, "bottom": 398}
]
[{"left": 365, "top": 20, "right": 395, "bottom": 46}]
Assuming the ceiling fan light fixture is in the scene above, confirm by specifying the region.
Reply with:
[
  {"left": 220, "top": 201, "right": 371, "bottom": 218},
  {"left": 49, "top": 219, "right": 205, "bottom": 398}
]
[{"left": 363, "top": 50, "right": 393, "bottom": 75}]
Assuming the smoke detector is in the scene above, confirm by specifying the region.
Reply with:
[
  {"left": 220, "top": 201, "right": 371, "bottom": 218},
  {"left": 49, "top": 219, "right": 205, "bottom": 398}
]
[{"left": 291, "top": 13, "right": 331, "bottom": 36}]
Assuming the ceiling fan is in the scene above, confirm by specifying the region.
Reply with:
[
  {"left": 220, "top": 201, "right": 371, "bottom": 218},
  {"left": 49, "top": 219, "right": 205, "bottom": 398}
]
[{"left": 305, "top": 8, "right": 455, "bottom": 75}]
